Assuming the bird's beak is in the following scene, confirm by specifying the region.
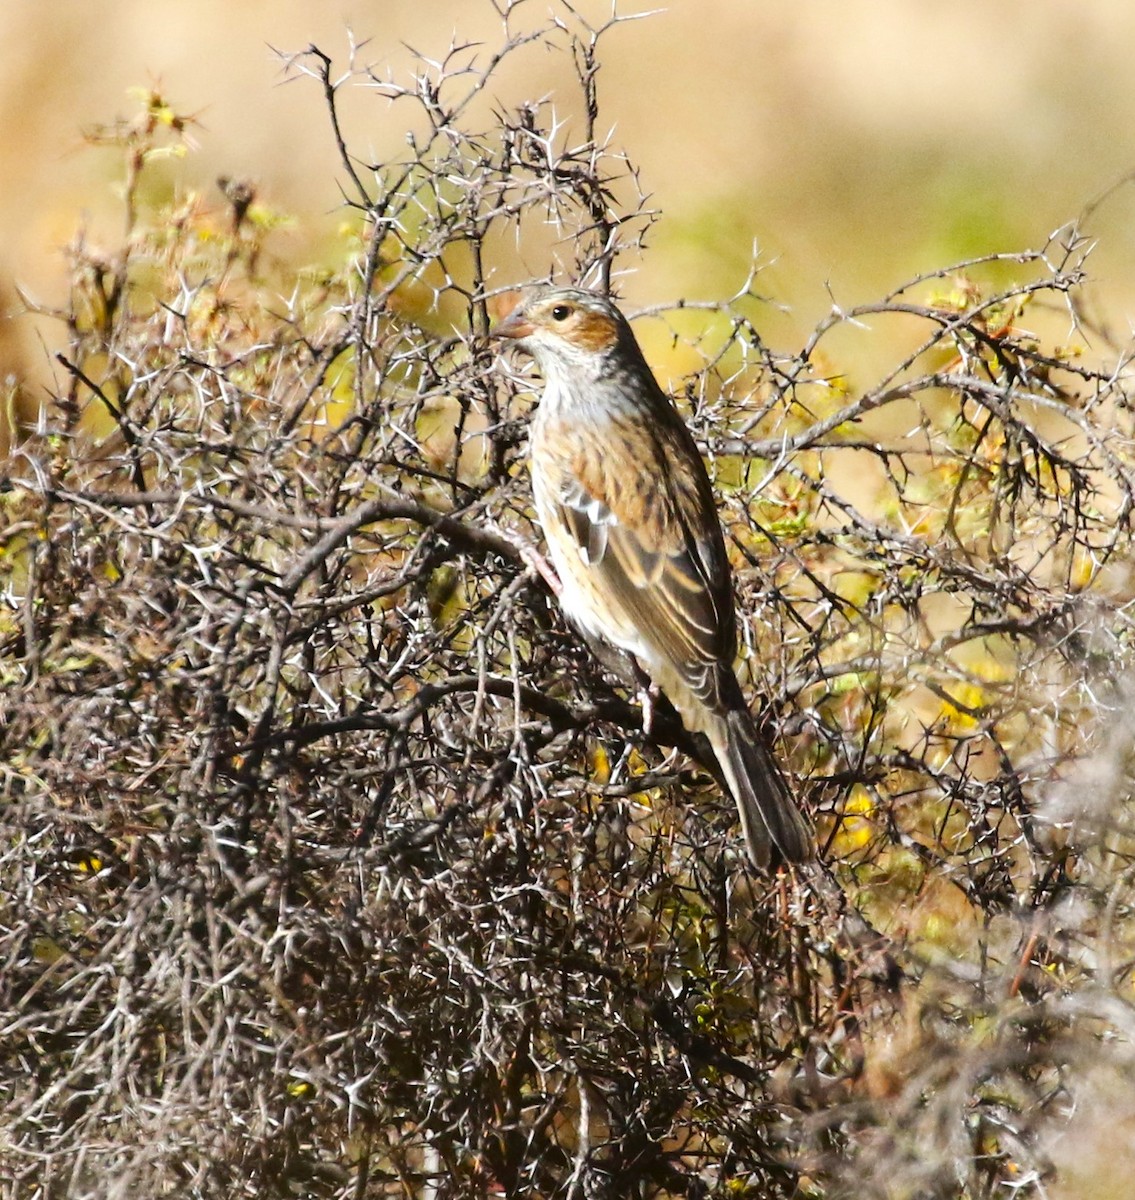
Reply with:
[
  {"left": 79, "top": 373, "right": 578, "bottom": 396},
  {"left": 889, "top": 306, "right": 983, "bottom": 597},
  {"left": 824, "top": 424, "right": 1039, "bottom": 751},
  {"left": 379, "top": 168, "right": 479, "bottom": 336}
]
[{"left": 492, "top": 303, "right": 535, "bottom": 341}]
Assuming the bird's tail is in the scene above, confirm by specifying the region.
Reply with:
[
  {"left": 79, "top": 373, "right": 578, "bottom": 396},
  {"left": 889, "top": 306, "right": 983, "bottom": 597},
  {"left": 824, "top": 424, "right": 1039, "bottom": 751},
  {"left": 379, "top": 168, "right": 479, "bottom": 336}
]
[{"left": 708, "top": 706, "right": 813, "bottom": 869}]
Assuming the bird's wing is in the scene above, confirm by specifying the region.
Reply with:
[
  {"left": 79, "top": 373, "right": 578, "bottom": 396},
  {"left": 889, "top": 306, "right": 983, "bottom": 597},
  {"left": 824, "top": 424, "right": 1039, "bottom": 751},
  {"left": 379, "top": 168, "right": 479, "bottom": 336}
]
[{"left": 544, "top": 413, "right": 737, "bottom": 707}]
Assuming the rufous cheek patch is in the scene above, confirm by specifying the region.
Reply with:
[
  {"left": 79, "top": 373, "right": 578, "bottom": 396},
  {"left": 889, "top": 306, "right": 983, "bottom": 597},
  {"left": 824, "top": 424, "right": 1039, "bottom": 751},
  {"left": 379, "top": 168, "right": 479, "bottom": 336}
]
[{"left": 570, "top": 310, "right": 619, "bottom": 352}]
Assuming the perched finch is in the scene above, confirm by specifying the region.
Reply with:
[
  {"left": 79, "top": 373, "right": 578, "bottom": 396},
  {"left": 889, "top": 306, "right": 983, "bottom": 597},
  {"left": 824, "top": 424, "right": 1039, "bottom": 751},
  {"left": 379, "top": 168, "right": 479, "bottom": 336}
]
[{"left": 495, "top": 285, "right": 813, "bottom": 868}]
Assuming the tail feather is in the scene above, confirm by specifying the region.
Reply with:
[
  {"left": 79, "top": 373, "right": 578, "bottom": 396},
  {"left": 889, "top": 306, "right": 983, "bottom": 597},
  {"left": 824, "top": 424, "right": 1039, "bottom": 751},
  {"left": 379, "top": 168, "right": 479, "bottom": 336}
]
[{"left": 709, "top": 707, "right": 813, "bottom": 869}]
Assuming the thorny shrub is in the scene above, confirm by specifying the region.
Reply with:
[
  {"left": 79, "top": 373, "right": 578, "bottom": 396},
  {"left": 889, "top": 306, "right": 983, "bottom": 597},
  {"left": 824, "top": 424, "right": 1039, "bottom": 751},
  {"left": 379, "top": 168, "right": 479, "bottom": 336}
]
[{"left": 4, "top": 5, "right": 1135, "bottom": 1198}]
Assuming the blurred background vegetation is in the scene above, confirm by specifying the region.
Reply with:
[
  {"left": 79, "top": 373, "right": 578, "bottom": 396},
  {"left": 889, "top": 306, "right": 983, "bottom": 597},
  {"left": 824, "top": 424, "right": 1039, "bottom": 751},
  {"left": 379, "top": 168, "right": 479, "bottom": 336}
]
[{"left": 5, "top": 0, "right": 1135, "bottom": 449}]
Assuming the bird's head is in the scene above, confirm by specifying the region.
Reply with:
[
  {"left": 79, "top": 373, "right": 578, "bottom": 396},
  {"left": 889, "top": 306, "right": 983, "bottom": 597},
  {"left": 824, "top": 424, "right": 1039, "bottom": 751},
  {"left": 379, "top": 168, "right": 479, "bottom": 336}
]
[{"left": 493, "top": 286, "right": 636, "bottom": 382}]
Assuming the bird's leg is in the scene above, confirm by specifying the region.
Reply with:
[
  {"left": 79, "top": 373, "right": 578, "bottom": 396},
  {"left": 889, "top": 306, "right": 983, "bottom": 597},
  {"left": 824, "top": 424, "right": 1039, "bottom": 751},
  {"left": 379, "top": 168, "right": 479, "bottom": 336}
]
[
  {"left": 641, "top": 685, "right": 659, "bottom": 736},
  {"left": 520, "top": 541, "right": 562, "bottom": 597},
  {"left": 492, "top": 526, "right": 562, "bottom": 597},
  {"left": 631, "top": 660, "right": 661, "bottom": 737}
]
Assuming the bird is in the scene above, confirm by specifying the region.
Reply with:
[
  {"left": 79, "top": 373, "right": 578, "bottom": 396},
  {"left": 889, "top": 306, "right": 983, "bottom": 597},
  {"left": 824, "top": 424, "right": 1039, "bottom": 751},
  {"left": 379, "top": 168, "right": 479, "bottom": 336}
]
[{"left": 494, "top": 284, "right": 813, "bottom": 868}]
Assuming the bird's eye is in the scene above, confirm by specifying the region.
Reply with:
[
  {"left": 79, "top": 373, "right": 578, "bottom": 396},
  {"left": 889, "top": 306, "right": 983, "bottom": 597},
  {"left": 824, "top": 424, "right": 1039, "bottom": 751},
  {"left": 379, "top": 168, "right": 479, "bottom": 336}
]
[{"left": 550, "top": 304, "right": 572, "bottom": 321}]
